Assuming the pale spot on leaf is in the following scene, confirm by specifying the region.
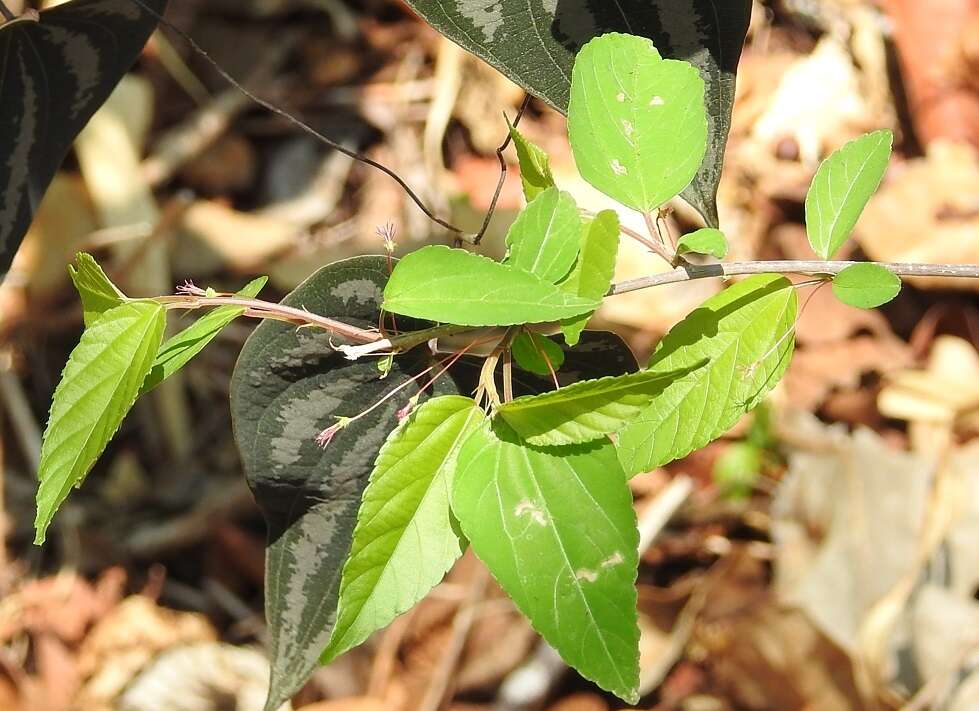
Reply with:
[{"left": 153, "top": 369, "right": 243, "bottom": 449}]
[
  {"left": 616, "top": 92, "right": 627, "bottom": 103},
  {"left": 575, "top": 568, "right": 598, "bottom": 582},
  {"left": 650, "top": 96, "right": 665, "bottom": 106},
  {"left": 611, "top": 160, "right": 628, "bottom": 176},
  {"left": 601, "top": 551, "right": 625, "bottom": 568},
  {"left": 622, "top": 120, "right": 635, "bottom": 137},
  {"left": 514, "top": 499, "right": 547, "bottom": 526}
]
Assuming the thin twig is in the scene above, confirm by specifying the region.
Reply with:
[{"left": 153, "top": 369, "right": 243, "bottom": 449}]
[
  {"left": 0, "top": 1, "right": 15, "bottom": 22},
  {"left": 126, "top": 0, "right": 466, "bottom": 237},
  {"left": 610, "top": 261, "right": 979, "bottom": 295},
  {"left": 620, "top": 218, "right": 675, "bottom": 263},
  {"left": 465, "top": 95, "right": 532, "bottom": 246},
  {"left": 158, "top": 294, "right": 381, "bottom": 343}
]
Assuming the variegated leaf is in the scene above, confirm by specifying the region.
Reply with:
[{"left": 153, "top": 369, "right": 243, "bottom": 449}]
[
  {"left": 230, "top": 257, "right": 462, "bottom": 711},
  {"left": 0, "top": 0, "right": 166, "bottom": 278},
  {"left": 400, "top": 0, "right": 751, "bottom": 226}
]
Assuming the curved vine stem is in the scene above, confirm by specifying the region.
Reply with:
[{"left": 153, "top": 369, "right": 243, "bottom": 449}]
[
  {"left": 0, "top": 2, "right": 15, "bottom": 23},
  {"left": 127, "top": 0, "right": 468, "bottom": 239}
]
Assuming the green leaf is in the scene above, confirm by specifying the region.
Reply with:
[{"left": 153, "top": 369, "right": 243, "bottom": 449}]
[
  {"left": 452, "top": 422, "right": 639, "bottom": 703},
  {"left": 560, "top": 210, "right": 620, "bottom": 346},
  {"left": 805, "top": 130, "right": 893, "bottom": 259},
  {"left": 677, "top": 228, "right": 728, "bottom": 259},
  {"left": 230, "top": 256, "right": 465, "bottom": 711},
  {"left": 139, "top": 276, "right": 267, "bottom": 395},
  {"left": 322, "top": 396, "right": 485, "bottom": 664},
  {"left": 0, "top": 0, "right": 168, "bottom": 279},
  {"left": 34, "top": 301, "right": 166, "bottom": 544},
  {"left": 508, "top": 121, "right": 555, "bottom": 201},
  {"left": 617, "top": 275, "right": 797, "bottom": 475},
  {"left": 712, "top": 442, "right": 762, "bottom": 500},
  {"left": 831, "top": 263, "right": 901, "bottom": 309},
  {"left": 68, "top": 252, "right": 126, "bottom": 326},
  {"left": 497, "top": 368, "right": 694, "bottom": 447},
  {"left": 383, "top": 246, "right": 599, "bottom": 326},
  {"left": 504, "top": 188, "right": 581, "bottom": 284},
  {"left": 568, "top": 33, "right": 708, "bottom": 214},
  {"left": 399, "top": 1, "right": 752, "bottom": 227},
  {"left": 511, "top": 331, "right": 565, "bottom": 376}
]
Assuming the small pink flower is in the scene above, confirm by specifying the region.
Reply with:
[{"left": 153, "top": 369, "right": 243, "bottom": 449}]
[{"left": 316, "top": 418, "right": 349, "bottom": 448}]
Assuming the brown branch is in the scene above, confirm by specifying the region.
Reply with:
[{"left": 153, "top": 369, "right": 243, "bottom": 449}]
[
  {"left": 159, "top": 295, "right": 381, "bottom": 343},
  {"left": 0, "top": 2, "right": 15, "bottom": 22},
  {"left": 609, "top": 260, "right": 979, "bottom": 295}
]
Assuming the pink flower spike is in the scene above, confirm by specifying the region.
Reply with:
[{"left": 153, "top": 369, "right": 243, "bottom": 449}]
[
  {"left": 177, "top": 280, "right": 206, "bottom": 296},
  {"left": 377, "top": 222, "right": 397, "bottom": 254},
  {"left": 396, "top": 395, "right": 420, "bottom": 423},
  {"left": 315, "top": 417, "right": 350, "bottom": 448}
]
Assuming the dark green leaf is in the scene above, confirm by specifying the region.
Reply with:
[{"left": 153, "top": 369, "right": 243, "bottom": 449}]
[
  {"left": 35, "top": 301, "right": 166, "bottom": 543},
  {"left": 231, "top": 257, "right": 464, "bottom": 711},
  {"left": 617, "top": 275, "right": 797, "bottom": 475},
  {"left": 0, "top": 0, "right": 167, "bottom": 278},
  {"left": 400, "top": 0, "right": 751, "bottom": 226},
  {"left": 68, "top": 252, "right": 126, "bottom": 326},
  {"left": 452, "top": 422, "right": 640, "bottom": 703},
  {"left": 831, "top": 263, "right": 901, "bottom": 309},
  {"left": 383, "top": 246, "right": 599, "bottom": 326},
  {"left": 140, "top": 277, "right": 268, "bottom": 395}
]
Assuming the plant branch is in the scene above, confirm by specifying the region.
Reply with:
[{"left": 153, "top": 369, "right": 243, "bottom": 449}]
[
  {"left": 610, "top": 260, "right": 979, "bottom": 295},
  {"left": 0, "top": 1, "right": 16, "bottom": 22},
  {"left": 463, "top": 96, "right": 532, "bottom": 247},
  {"left": 579, "top": 209, "right": 674, "bottom": 264},
  {"left": 127, "top": 0, "right": 466, "bottom": 238},
  {"left": 158, "top": 295, "right": 382, "bottom": 343}
]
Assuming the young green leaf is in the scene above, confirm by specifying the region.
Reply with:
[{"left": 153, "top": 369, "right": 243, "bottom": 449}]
[
  {"left": 322, "top": 396, "right": 485, "bottom": 664},
  {"left": 383, "top": 246, "right": 599, "bottom": 326},
  {"left": 831, "top": 263, "right": 901, "bottom": 309},
  {"left": 805, "top": 130, "right": 893, "bottom": 259},
  {"left": 511, "top": 331, "right": 565, "bottom": 376},
  {"left": 34, "top": 301, "right": 166, "bottom": 544},
  {"left": 452, "top": 422, "right": 640, "bottom": 703},
  {"left": 617, "top": 275, "right": 798, "bottom": 475},
  {"left": 68, "top": 252, "right": 126, "bottom": 326},
  {"left": 676, "top": 228, "right": 728, "bottom": 259},
  {"left": 504, "top": 188, "right": 581, "bottom": 284},
  {"left": 139, "top": 276, "right": 268, "bottom": 395},
  {"left": 508, "top": 121, "right": 556, "bottom": 201},
  {"left": 559, "top": 210, "right": 620, "bottom": 346},
  {"left": 568, "top": 33, "right": 708, "bottom": 214},
  {"left": 497, "top": 368, "right": 694, "bottom": 447}
]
